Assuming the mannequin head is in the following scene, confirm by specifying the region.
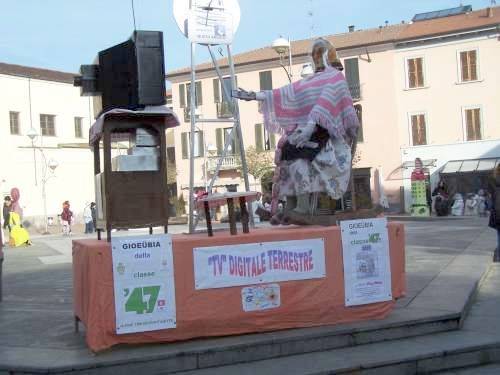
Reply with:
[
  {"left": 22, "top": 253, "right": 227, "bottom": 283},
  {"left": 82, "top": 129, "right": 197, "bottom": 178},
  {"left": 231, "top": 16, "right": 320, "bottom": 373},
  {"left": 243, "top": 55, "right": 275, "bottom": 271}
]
[{"left": 311, "top": 38, "right": 343, "bottom": 72}]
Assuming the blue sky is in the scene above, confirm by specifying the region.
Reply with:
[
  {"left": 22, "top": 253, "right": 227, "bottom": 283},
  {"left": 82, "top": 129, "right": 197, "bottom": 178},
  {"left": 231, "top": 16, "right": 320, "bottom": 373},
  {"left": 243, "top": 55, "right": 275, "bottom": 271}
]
[{"left": 0, "top": 0, "right": 492, "bottom": 74}]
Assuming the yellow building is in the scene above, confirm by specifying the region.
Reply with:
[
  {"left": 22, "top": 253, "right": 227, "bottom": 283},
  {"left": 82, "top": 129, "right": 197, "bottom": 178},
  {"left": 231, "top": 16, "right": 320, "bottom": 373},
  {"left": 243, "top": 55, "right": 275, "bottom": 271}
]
[{"left": 168, "top": 5, "right": 500, "bottom": 212}]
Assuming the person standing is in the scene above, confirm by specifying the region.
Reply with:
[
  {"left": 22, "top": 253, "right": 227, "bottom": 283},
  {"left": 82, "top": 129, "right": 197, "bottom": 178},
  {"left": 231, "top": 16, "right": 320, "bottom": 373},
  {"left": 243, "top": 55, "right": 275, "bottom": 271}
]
[
  {"left": 83, "top": 202, "right": 94, "bottom": 234},
  {"left": 488, "top": 165, "right": 500, "bottom": 262},
  {"left": 2, "top": 196, "right": 11, "bottom": 246},
  {"left": 61, "top": 201, "right": 73, "bottom": 236},
  {"left": 90, "top": 202, "right": 97, "bottom": 230}
]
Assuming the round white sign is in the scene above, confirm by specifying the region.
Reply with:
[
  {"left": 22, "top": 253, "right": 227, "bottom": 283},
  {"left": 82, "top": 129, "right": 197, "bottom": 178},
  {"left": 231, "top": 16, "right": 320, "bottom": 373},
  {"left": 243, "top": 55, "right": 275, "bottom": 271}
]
[{"left": 173, "top": 0, "right": 241, "bottom": 45}]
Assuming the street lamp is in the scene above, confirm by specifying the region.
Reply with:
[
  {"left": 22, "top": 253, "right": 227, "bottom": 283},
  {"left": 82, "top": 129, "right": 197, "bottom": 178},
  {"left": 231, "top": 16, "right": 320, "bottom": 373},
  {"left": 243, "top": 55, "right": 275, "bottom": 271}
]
[
  {"left": 27, "top": 128, "right": 58, "bottom": 235},
  {"left": 272, "top": 36, "right": 293, "bottom": 83}
]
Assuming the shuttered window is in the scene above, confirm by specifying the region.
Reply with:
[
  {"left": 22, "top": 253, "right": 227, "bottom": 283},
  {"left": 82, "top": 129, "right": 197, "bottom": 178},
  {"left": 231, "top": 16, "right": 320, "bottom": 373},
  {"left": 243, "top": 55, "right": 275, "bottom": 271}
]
[
  {"left": 410, "top": 114, "right": 427, "bottom": 146},
  {"left": 465, "top": 108, "right": 482, "bottom": 141},
  {"left": 344, "top": 58, "right": 360, "bottom": 100},
  {"left": 40, "top": 114, "right": 56, "bottom": 136},
  {"left": 9, "top": 111, "right": 20, "bottom": 135},
  {"left": 259, "top": 71, "right": 273, "bottom": 91},
  {"left": 407, "top": 58, "right": 424, "bottom": 88},
  {"left": 460, "top": 50, "right": 478, "bottom": 82},
  {"left": 74, "top": 117, "right": 83, "bottom": 138},
  {"left": 179, "top": 81, "right": 202, "bottom": 108},
  {"left": 181, "top": 131, "right": 204, "bottom": 159},
  {"left": 213, "top": 78, "right": 221, "bottom": 103}
]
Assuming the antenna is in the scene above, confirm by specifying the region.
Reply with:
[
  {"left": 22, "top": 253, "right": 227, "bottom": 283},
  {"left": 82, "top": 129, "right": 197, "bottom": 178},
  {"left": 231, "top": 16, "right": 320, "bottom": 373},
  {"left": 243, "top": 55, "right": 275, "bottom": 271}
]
[{"left": 131, "top": 0, "right": 137, "bottom": 31}]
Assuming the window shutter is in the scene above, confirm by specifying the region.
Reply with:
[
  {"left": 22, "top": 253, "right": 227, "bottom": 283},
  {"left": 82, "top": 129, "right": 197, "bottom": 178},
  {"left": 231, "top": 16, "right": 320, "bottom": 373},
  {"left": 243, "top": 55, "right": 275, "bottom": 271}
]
[
  {"left": 411, "top": 115, "right": 418, "bottom": 145},
  {"left": 416, "top": 58, "right": 424, "bottom": 87},
  {"left": 344, "top": 58, "right": 360, "bottom": 97},
  {"left": 213, "top": 79, "right": 220, "bottom": 103},
  {"left": 198, "top": 131, "right": 204, "bottom": 157},
  {"left": 216, "top": 128, "right": 223, "bottom": 155},
  {"left": 259, "top": 71, "right": 273, "bottom": 91},
  {"left": 269, "top": 132, "right": 276, "bottom": 149},
  {"left": 473, "top": 108, "right": 481, "bottom": 140},
  {"left": 355, "top": 105, "right": 363, "bottom": 142},
  {"left": 179, "top": 84, "right": 185, "bottom": 108},
  {"left": 181, "top": 132, "right": 188, "bottom": 159},
  {"left": 255, "top": 124, "right": 264, "bottom": 151},
  {"left": 418, "top": 115, "right": 426, "bottom": 145},
  {"left": 469, "top": 51, "right": 478, "bottom": 81},
  {"left": 408, "top": 59, "right": 416, "bottom": 88},
  {"left": 195, "top": 81, "right": 203, "bottom": 106},
  {"left": 460, "top": 51, "right": 469, "bottom": 81}
]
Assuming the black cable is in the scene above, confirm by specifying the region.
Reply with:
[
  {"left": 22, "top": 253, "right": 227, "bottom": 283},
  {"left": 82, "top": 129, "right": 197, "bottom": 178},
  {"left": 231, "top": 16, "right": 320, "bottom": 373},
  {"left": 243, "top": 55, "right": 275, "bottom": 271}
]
[{"left": 131, "top": 0, "right": 137, "bottom": 31}]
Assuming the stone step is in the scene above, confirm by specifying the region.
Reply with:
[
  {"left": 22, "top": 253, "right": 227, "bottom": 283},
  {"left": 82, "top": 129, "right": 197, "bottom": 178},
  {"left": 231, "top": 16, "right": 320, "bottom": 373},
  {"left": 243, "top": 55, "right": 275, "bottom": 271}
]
[{"left": 173, "top": 329, "right": 500, "bottom": 375}]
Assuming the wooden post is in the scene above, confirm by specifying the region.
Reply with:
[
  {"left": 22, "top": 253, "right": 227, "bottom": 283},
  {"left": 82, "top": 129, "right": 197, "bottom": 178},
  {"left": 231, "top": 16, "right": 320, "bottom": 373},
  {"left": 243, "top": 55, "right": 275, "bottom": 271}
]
[
  {"left": 204, "top": 201, "right": 213, "bottom": 237},
  {"left": 239, "top": 197, "right": 249, "bottom": 233},
  {"left": 227, "top": 198, "right": 237, "bottom": 235}
]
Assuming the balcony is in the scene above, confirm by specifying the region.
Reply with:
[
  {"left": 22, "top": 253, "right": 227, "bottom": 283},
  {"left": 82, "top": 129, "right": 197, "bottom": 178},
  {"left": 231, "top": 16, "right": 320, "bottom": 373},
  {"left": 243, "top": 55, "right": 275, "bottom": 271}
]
[
  {"left": 217, "top": 101, "right": 234, "bottom": 118},
  {"left": 207, "top": 155, "right": 238, "bottom": 171},
  {"left": 348, "top": 83, "right": 361, "bottom": 102}
]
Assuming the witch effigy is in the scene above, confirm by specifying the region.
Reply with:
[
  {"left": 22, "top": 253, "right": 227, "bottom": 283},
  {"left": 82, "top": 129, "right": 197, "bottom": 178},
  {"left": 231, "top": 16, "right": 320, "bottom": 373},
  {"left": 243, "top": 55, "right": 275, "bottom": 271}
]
[{"left": 234, "top": 38, "right": 366, "bottom": 225}]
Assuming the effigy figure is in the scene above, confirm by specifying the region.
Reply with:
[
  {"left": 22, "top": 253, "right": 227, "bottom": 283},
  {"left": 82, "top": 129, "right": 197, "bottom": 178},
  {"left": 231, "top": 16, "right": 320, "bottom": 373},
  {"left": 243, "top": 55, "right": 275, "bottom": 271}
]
[{"left": 234, "top": 38, "right": 359, "bottom": 225}]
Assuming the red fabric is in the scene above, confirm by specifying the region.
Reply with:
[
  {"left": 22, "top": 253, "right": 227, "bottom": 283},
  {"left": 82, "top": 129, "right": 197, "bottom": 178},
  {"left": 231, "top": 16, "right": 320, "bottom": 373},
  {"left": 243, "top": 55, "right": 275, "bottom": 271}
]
[{"left": 72, "top": 224, "right": 406, "bottom": 352}]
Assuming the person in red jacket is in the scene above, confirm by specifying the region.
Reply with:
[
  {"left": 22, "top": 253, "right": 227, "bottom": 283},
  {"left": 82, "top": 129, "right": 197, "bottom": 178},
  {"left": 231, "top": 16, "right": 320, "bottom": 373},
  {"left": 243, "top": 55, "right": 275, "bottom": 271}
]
[{"left": 61, "top": 201, "right": 73, "bottom": 236}]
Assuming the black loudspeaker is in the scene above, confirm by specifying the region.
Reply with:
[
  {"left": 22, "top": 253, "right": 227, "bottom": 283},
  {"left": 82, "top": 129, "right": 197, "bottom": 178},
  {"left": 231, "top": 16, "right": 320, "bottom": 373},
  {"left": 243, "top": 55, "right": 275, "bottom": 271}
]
[{"left": 74, "top": 31, "right": 166, "bottom": 117}]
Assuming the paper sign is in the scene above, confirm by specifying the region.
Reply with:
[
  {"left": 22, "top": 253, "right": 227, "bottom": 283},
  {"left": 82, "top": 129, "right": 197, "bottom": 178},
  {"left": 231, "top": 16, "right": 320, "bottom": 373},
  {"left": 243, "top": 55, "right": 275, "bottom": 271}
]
[
  {"left": 340, "top": 218, "right": 392, "bottom": 306},
  {"left": 242, "top": 284, "right": 280, "bottom": 312},
  {"left": 111, "top": 234, "right": 176, "bottom": 334},
  {"left": 188, "top": 0, "right": 235, "bottom": 45},
  {"left": 194, "top": 238, "right": 326, "bottom": 289}
]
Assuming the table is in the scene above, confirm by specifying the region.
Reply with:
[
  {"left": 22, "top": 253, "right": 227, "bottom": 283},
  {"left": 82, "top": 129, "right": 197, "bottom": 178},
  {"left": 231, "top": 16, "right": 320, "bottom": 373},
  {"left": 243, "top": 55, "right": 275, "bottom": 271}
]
[
  {"left": 195, "top": 191, "right": 261, "bottom": 236},
  {"left": 73, "top": 224, "right": 405, "bottom": 352}
]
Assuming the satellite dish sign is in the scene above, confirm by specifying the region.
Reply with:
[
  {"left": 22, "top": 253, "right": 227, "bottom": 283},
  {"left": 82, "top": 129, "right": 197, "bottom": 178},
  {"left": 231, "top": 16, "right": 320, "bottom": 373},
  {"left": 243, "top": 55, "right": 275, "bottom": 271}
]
[{"left": 173, "top": 0, "right": 241, "bottom": 45}]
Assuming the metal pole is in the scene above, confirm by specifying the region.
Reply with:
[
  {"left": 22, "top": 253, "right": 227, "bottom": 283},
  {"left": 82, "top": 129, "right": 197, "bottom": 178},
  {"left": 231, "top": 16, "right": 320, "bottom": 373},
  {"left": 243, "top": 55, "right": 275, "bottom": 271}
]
[
  {"left": 188, "top": 42, "right": 197, "bottom": 234},
  {"left": 226, "top": 44, "right": 254, "bottom": 227},
  {"left": 288, "top": 37, "right": 293, "bottom": 80}
]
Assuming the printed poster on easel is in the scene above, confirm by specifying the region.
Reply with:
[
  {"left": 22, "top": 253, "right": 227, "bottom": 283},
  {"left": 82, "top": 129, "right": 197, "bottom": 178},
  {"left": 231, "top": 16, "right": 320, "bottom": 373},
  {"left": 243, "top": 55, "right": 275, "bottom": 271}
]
[
  {"left": 340, "top": 217, "right": 392, "bottom": 307},
  {"left": 111, "top": 234, "right": 176, "bottom": 334}
]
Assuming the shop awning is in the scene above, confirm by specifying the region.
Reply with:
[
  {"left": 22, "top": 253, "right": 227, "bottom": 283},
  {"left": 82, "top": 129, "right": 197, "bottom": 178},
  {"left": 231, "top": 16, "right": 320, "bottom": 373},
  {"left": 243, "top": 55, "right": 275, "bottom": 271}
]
[{"left": 440, "top": 158, "right": 500, "bottom": 174}]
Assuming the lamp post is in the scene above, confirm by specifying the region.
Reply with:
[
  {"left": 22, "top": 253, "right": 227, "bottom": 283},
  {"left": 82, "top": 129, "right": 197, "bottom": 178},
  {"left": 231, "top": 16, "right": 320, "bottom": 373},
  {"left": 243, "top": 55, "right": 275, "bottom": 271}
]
[
  {"left": 27, "top": 128, "right": 58, "bottom": 235},
  {"left": 272, "top": 36, "right": 293, "bottom": 83}
]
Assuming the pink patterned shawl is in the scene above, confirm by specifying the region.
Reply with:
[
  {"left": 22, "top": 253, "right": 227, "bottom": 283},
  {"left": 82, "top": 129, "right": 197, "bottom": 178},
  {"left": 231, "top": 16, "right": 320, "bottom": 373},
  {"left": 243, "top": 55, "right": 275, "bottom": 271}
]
[{"left": 259, "top": 67, "right": 359, "bottom": 139}]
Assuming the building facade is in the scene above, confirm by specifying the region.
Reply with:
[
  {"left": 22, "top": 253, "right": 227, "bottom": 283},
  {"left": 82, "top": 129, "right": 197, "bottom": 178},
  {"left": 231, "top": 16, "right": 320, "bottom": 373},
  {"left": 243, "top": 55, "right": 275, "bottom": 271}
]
[
  {"left": 167, "top": 6, "right": 500, "bottom": 212},
  {"left": 0, "top": 63, "right": 96, "bottom": 227}
]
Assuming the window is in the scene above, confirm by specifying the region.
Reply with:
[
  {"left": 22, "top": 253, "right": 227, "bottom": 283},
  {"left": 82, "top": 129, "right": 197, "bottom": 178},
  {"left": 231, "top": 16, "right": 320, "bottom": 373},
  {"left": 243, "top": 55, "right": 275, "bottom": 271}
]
[
  {"left": 407, "top": 57, "right": 425, "bottom": 88},
  {"left": 255, "top": 123, "right": 276, "bottom": 151},
  {"left": 9, "top": 111, "right": 20, "bottom": 135},
  {"left": 259, "top": 71, "right": 273, "bottom": 91},
  {"left": 40, "top": 114, "right": 56, "bottom": 136},
  {"left": 215, "top": 127, "right": 240, "bottom": 155},
  {"left": 410, "top": 113, "right": 427, "bottom": 146},
  {"left": 464, "top": 108, "right": 482, "bottom": 141},
  {"left": 178, "top": 81, "right": 203, "bottom": 108},
  {"left": 74, "top": 117, "right": 83, "bottom": 138},
  {"left": 213, "top": 76, "right": 237, "bottom": 118},
  {"left": 354, "top": 105, "right": 363, "bottom": 142},
  {"left": 459, "top": 50, "right": 478, "bottom": 82},
  {"left": 344, "top": 58, "right": 361, "bottom": 100},
  {"left": 181, "top": 131, "right": 204, "bottom": 159}
]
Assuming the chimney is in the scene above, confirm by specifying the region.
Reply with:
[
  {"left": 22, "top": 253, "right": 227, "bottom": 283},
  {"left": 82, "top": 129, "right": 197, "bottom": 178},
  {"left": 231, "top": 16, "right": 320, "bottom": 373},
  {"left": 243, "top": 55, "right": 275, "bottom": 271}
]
[
  {"left": 348, "top": 25, "right": 355, "bottom": 33},
  {"left": 385, "top": 20, "right": 389, "bottom": 27},
  {"left": 402, "top": 20, "right": 406, "bottom": 24},
  {"left": 487, "top": 7, "right": 493, "bottom": 18}
]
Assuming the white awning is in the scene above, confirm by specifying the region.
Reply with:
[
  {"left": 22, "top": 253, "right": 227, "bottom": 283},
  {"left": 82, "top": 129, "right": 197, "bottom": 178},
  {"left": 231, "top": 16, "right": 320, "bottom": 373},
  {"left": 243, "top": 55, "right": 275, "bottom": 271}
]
[{"left": 441, "top": 158, "right": 499, "bottom": 174}]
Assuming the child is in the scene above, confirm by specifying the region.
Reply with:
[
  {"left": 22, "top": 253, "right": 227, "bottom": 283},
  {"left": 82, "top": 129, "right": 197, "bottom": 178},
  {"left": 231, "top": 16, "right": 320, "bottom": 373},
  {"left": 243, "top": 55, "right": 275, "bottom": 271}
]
[{"left": 61, "top": 201, "right": 73, "bottom": 236}]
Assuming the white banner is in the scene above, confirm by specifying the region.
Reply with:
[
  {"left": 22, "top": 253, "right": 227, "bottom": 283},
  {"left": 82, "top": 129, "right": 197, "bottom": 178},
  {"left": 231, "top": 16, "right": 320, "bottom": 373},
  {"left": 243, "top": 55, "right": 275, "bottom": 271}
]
[
  {"left": 194, "top": 239, "right": 326, "bottom": 290},
  {"left": 188, "top": 0, "right": 235, "bottom": 45},
  {"left": 111, "top": 234, "right": 176, "bottom": 334},
  {"left": 340, "top": 218, "right": 392, "bottom": 306}
]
